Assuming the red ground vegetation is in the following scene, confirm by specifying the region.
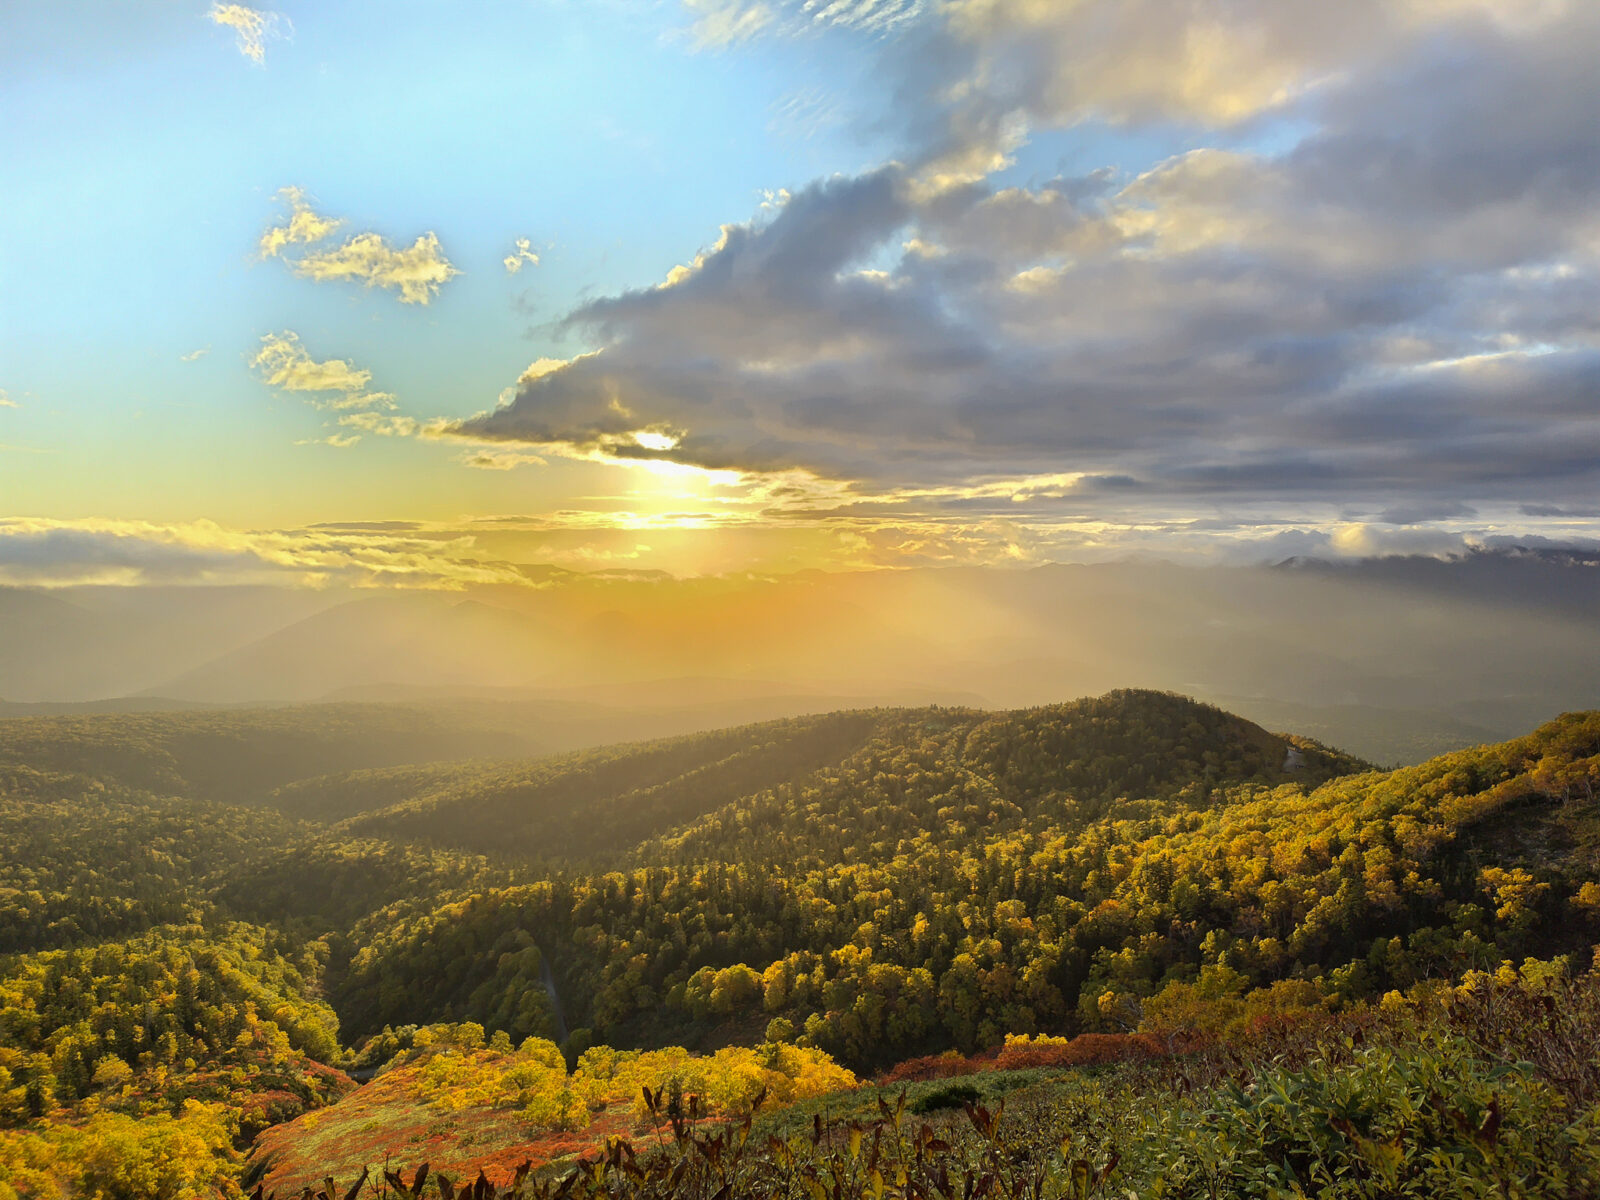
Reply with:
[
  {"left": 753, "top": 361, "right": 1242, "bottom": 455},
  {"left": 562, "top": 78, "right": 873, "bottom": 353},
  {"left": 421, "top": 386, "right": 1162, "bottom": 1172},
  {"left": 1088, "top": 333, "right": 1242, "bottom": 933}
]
[{"left": 876, "top": 1030, "right": 1193, "bottom": 1084}]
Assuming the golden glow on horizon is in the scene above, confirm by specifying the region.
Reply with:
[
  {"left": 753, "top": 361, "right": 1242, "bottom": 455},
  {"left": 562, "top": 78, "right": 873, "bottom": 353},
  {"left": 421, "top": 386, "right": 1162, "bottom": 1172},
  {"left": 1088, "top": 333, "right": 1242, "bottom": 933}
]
[{"left": 0, "top": 504, "right": 1578, "bottom": 591}]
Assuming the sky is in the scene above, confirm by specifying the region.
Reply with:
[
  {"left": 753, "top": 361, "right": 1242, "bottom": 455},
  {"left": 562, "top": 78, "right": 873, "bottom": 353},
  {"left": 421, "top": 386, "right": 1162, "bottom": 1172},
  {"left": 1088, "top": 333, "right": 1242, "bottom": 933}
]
[{"left": 1, "top": 0, "right": 1597, "bottom": 588}]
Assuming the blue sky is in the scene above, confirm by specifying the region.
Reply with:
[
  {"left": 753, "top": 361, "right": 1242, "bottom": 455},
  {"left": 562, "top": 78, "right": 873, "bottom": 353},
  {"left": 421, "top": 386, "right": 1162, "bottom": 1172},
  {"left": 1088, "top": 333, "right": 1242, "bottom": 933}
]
[
  {"left": 1, "top": 0, "right": 1596, "bottom": 585},
  {"left": 2, "top": 2, "right": 903, "bottom": 523}
]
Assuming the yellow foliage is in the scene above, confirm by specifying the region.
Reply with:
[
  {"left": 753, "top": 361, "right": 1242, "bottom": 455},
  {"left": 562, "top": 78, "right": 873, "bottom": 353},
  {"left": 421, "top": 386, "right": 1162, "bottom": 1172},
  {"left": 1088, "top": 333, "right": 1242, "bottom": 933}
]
[
  {"left": 579, "top": 1043, "right": 854, "bottom": 1121},
  {"left": 1572, "top": 881, "right": 1600, "bottom": 913},
  {"left": 0, "top": 1100, "right": 236, "bottom": 1200},
  {"left": 405, "top": 1037, "right": 585, "bottom": 1128},
  {"left": 395, "top": 1028, "right": 853, "bottom": 1133},
  {"left": 1478, "top": 867, "right": 1549, "bottom": 925}
]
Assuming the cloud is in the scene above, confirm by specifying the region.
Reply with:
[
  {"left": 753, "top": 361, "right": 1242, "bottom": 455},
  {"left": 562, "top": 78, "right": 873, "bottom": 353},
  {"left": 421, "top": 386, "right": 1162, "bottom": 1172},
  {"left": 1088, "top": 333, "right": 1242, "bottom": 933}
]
[
  {"left": 336, "top": 411, "right": 431, "bottom": 438},
  {"left": 0, "top": 390, "right": 15, "bottom": 409},
  {"left": 798, "top": 0, "right": 926, "bottom": 34},
  {"left": 251, "top": 332, "right": 395, "bottom": 410},
  {"left": 682, "top": 2, "right": 1469, "bottom": 187},
  {"left": 259, "top": 187, "right": 344, "bottom": 260},
  {"left": 449, "top": 167, "right": 928, "bottom": 470},
  {"left": 180, "top": 347, "right": 210, "bottom": 362},
  {"left": 208, "top": 3, "right": 288, "bottom": 65},
  {"left": 685, "top": 0, "right": 925, "bottom": 47},
  {"left": 886, "top": 0, "right": 1582, "bottom": 194},
  {"left": 1328, "top": 523, "right": 1476, "bottom": 559},
  {"left": 937, "top": 0, "right": 1377, "bottom": 126},
  {"left": 504, "top": 238, "right": 541, "bottom": 274},
  {"left": 684, "top": 0, "right": 777, "bottom": 47},
  {"left": 1376, "top": 500, "right": 1479, "bottom": 525},
  {"left": 769, "top": 89, "right": 847, "bottom": 140},
  {"left": 294, "top": 231, "right": 459, "bottom": 305},
  {"left": 459, "top": 447, "right": 550, "bottom": 470},
  {"left": 9, "top": 504, "right": 1582, "bottom": 592},
  {"left": 259, "top": 190, "right": 459, "bottom": 305},
  {"left": 1521, "top": 503, "right": 1600, "bottom": 518},
  {"left": 443, "top": 2, "right": 1600, "bottom": 534},
  {"left": 0, "top": 518, "right": 525, "bottom": 590}
]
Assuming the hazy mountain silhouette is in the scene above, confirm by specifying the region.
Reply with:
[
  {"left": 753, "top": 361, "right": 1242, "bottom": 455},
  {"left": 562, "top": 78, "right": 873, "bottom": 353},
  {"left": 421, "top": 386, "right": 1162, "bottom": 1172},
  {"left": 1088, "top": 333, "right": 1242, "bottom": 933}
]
[{"left": 2, "top": 554, "right": 1595, "bottom": 765}]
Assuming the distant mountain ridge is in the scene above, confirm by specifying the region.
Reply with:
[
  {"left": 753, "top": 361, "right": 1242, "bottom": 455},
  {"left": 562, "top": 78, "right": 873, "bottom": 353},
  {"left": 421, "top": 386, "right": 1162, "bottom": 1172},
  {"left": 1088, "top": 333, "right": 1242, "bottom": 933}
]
[{"left": 3, "top": 555, "right": 1597, "bottom": 767}]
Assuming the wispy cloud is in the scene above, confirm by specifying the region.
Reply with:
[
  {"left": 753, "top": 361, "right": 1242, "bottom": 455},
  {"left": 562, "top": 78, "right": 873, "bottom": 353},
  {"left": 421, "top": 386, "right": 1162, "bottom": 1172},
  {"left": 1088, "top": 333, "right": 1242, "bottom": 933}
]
[
  {"left": 768, "top": 89, "right": 846, "bottom": 140},
  {"left": 504, "top": 237, "right": 542, "bottom": 274},
  {"left": 0, "top": 390, "right": 16, "bottom": 409},
  {"left": 459, "top": 447, "right": 549, "bottom": 470},
  {"left": 336, "top": 411, "right": 434, "bottom": 439},
  {"left": 258, "top": 187, "right": 344, "bottom": 260},
  {"left": 208, "top": 3, "right": 289, "bottom": 65},
  {"left": 797, "top": 0, "right": 925, "bottom": 35},
  {"left": 684, "top": 0, "right": 924, "bottom": 47},
  {"left": 179, "top": 347, "right": 210, "bottom": 363},
  {"left": 684, "top": 0, "right": 776, "bottom": 48},
  {"left": 250, "top": 332, "right": 395, "bottom": 411},
  {"left": 259, "top": 190, "right": 459, "bottom": 305}
]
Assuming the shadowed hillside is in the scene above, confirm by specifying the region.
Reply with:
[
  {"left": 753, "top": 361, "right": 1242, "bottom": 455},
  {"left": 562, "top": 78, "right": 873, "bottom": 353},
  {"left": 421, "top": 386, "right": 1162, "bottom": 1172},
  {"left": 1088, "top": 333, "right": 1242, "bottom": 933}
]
[{"left": 0, "top": 704, "right": 530, "bottom": 803}]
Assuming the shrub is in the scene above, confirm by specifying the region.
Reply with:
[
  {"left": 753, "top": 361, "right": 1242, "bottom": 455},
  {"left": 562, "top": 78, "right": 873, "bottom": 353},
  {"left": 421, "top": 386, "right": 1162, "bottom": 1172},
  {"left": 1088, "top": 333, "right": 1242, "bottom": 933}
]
[{"left": 910, "top": 1082, "right": 981, "bottom": 1114}]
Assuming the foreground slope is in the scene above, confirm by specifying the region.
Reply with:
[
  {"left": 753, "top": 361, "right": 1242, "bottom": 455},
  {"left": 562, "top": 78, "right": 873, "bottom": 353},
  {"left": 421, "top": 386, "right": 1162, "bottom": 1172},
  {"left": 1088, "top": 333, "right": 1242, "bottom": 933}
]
[
  {"left": 246, "top": 1027, "right": 855, "bottom": 1194},
  {"left": 270, "top": 961, "right": 1600, "bottom": 1200}
]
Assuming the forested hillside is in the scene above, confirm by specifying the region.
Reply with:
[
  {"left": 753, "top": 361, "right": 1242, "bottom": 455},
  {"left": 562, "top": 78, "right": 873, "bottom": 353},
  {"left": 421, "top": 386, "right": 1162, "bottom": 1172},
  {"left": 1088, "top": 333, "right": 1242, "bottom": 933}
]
[
  {"left": 321, "top": 710, "right": 886, "bottom": 864},
  {"left": 332, "top": 695, "right": 1600, "bottom": 1071},
  {"left": 0, "top": 690, "right": 1596, "bottom": 1195}
]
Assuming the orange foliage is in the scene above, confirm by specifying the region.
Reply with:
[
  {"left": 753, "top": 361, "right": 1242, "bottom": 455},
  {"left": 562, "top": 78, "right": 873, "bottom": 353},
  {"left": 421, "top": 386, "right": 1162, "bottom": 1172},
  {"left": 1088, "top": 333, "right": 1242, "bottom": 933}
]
[
  {"left": 993, "top": 1032, "right": 1168, "bottom": 1070},
  {"left": 876, "top": 1053, "right": 980, "bottom": 1085}
]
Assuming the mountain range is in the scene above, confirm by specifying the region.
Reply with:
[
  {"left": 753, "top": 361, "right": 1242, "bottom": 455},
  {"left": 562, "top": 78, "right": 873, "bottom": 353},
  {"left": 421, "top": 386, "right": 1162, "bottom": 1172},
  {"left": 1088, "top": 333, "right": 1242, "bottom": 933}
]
[{"left": 5, "top": 552, "right": 1596, "bottom": 765}]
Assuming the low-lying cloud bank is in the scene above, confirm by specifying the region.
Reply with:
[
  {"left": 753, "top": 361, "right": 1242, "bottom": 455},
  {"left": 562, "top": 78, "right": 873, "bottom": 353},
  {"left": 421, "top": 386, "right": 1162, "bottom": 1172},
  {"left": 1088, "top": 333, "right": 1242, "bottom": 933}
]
[
  {"left": 0, "top": 519, "right": 522, "bottom": 590},
  {"left": 0, "top": 515, "right": 1594, "bottom": 589}
]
